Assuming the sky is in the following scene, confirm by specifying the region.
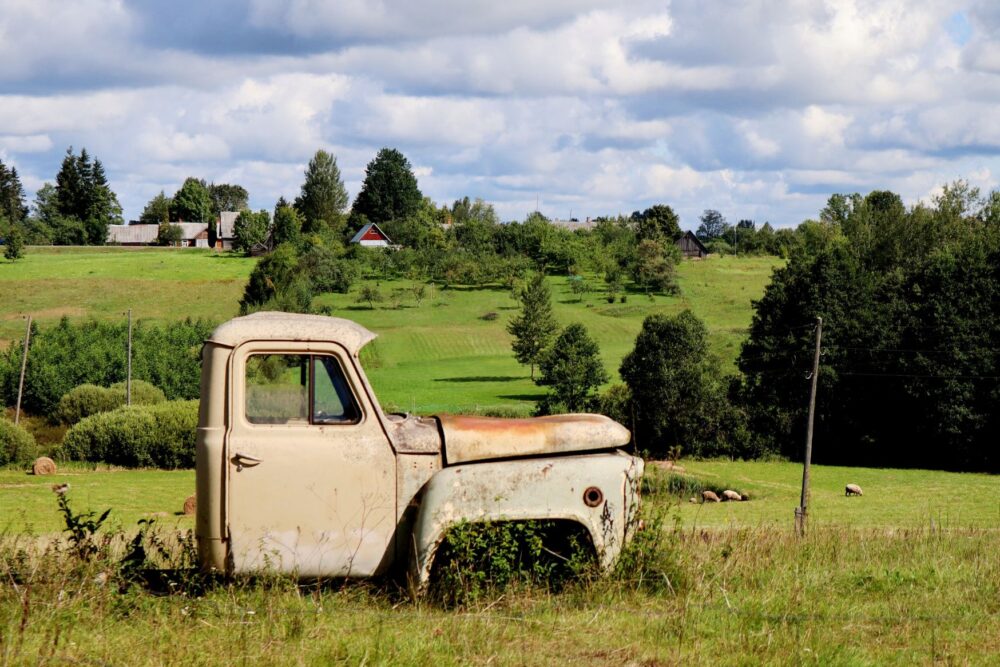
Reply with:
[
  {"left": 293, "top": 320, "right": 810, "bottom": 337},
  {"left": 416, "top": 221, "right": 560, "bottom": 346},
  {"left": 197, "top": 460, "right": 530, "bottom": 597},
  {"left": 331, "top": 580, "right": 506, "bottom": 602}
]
[{"left": 1, "top": 0, "right": 998, "bottom": 229}]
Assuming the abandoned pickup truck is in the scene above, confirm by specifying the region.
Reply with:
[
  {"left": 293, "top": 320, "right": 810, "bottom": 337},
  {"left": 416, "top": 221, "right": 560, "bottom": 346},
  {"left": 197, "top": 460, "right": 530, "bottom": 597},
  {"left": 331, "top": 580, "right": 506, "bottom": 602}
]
[{"left": 196, "top": 312, "right": 643, "bottom": 588}]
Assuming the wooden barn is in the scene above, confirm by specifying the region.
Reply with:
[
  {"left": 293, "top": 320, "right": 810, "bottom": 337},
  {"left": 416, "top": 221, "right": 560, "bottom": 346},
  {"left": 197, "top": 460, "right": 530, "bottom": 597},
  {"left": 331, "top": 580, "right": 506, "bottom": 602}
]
[
  {"left": 350, "top": 222, "right": 393, "bottom": 248},
  {"left": 676, "top": 230, "right": 708, "bottom": 258}
]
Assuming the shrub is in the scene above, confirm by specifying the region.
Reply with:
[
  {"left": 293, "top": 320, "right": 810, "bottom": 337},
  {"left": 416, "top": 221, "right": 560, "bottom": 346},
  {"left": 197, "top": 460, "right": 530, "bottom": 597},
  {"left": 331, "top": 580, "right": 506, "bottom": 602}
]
[
  {"left": 60, "top": 400, "right": 198, "bottom": 468},
  {"left": 53, "top": 380, "right": 166, "bottom": 425},
  {"left": 0, "top": 317, "right": 212, "bottom": 416},
  {"left": 430, "top": 520, "right": 594, "bottom": 607},
  {"left": 0, "top": 417, "right": 38, "bottom": 465}
]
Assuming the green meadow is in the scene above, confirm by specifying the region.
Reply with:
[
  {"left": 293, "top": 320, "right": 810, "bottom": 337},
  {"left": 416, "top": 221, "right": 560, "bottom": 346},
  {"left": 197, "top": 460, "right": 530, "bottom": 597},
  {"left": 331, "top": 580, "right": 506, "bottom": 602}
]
[
  {"left": 0, "top": 246, "right": 780, "bottom": 414},
  {"left": 3, "top": 460, "right": 999, "bottom": 665}
]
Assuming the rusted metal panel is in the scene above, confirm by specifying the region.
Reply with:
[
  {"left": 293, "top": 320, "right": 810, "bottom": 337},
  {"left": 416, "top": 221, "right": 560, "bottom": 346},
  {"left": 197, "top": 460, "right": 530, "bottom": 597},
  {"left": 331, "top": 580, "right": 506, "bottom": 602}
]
[
  {"left": 409, "top": 452, "right": 644, "bottom": 589},
  {"left": 386, "top": 413, "right": 443, "bottom": 454},
  {"left": 438, "top": 413, "right": 630, "bottom": 464}
]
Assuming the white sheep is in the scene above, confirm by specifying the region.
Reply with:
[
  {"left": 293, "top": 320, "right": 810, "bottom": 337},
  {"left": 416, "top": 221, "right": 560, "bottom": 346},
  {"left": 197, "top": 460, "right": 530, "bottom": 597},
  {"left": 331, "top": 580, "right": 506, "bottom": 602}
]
[
  {"left": 702, "top": 490, "right": 721, "bottom": 503},
  {"left": 845, "top": 483, "right": 863, "bottom": 496},
  {"left": 722, "top": 489, "right": 744, "bottom": 502}
]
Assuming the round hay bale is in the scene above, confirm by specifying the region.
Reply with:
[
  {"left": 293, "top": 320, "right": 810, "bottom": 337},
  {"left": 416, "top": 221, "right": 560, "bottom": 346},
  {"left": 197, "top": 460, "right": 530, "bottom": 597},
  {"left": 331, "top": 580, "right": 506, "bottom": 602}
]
[
  {"left": 183, "top": 494, "right": 197, "bottom": 515},
  {"left": 32, "top": 457, "right": 56, "bottom": 476}
]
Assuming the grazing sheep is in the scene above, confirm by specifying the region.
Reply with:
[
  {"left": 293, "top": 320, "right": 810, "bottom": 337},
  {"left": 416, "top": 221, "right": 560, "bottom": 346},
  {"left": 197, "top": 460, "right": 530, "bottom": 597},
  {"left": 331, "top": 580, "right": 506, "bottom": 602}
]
[
  {"left": 702, "top": 490, "right": 721, "bottom": 503},
  {"left": 845, "top": 483, "right": 863, "bottom": 496},
  {"left": 722, "top": 489, "right": 744, "bottom": 502}
]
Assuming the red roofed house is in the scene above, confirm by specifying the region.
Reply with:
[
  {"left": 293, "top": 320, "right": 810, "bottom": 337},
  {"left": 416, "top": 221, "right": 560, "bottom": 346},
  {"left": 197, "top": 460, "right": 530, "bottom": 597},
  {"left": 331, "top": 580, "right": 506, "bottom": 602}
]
[{"left": 350, "top": 222, "right": 393, "bottom": 247}]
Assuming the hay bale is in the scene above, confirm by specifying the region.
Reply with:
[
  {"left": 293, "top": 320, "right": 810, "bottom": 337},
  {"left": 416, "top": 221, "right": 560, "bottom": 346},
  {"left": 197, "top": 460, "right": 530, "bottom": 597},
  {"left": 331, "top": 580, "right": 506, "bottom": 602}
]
[
  {"left": 183, "top": 494, "right": 197, "bottom": 515},
  {"left": 32, "top": 456, "right": 56, "bottom": 476}
]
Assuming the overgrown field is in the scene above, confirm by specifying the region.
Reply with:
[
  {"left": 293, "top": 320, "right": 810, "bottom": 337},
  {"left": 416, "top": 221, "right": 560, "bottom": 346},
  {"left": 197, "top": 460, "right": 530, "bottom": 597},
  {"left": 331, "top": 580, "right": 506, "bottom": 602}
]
[
  {"left": 0, "top": 247, "right": 779, "bottom": 414},
  {"left": 2, "top": 461, "right": 999, "bottom": 664}
]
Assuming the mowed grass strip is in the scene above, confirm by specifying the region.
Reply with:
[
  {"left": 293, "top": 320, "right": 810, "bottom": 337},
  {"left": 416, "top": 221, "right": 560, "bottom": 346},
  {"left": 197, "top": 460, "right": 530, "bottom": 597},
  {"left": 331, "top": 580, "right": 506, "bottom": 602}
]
[{"left": 659, "top": 459, "right": 1000, "bottom": 529}]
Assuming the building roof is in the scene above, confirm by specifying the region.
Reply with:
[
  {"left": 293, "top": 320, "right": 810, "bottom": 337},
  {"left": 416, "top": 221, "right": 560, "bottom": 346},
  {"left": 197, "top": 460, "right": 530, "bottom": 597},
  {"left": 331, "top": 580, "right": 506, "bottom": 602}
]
[
  {"left": 172, "top": 222, "right": 209, "bottom": 239},
  {"left": 350, "top": 222, "right": 392, "bottom": 244},
  {"left": 107, "top": 224, "right": 158, "bottom": 244},
  {"left": 206, "top": 312, "right": 378, "bottom": 355},
  {"left": 677, "top": 230, "right": 709, "bottom": 254},
  {"left": 550, "top": 219, "right": 597, "bottom": 232},
  {"left": 218, "top": 211, "right": 240, "bottom": 240}
]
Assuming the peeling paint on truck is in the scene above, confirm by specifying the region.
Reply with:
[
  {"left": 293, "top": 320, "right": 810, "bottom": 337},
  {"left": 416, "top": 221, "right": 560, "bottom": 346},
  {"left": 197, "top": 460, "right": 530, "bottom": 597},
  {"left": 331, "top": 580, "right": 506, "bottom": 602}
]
[{"left": 195, "top": 312, "right": 644, "bottom": 590}]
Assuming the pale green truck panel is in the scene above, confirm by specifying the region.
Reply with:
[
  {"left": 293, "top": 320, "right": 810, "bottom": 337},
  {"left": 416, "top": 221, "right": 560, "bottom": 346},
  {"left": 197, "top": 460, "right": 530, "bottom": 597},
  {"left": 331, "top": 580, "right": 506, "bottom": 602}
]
[{"left": 195, "top": 312, "right": 644, "bottom": 588}]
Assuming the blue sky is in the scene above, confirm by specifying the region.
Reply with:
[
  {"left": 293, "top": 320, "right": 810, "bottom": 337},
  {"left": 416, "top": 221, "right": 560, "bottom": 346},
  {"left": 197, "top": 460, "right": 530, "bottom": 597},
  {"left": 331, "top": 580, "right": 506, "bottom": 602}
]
[{"left": 1, "top": 0, "right": 998, "bottom": 228}]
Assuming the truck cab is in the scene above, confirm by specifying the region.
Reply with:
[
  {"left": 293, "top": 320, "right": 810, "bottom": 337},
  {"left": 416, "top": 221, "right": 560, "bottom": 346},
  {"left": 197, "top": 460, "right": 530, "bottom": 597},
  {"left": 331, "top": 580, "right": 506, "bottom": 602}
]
[{"left": 196, "top": 312, "right": 643, "bottom": 588}]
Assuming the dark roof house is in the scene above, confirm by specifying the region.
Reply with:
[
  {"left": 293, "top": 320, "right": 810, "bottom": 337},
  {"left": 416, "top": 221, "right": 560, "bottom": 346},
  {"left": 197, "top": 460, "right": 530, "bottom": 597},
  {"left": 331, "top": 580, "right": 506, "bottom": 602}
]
[
  {"left": 676, "top": 230, "right": 708, "bottom": 258},
  {"left": 350, "top": 222, "right": 392, "bottom": 247}
]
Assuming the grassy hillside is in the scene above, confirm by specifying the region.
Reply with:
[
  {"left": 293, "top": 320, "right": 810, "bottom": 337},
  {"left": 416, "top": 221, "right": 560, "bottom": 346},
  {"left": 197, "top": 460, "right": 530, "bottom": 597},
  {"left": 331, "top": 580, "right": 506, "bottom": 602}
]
[{"left": 0, "top": 247, "right": 780, "bottom": 414}]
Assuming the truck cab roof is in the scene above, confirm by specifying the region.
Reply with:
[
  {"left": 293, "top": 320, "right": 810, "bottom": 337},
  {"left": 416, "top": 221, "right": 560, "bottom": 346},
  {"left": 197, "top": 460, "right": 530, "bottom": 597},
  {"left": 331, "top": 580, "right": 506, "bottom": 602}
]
[{"left": 206, "top": 312, "right": 377, "bottom": 355}]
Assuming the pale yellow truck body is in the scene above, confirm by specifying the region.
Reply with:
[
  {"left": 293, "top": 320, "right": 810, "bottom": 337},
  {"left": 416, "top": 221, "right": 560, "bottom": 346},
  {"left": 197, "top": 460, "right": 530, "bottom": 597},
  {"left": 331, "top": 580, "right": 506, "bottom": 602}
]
[{"left": 196, "top": 312, "right": 643, "bottom": 587}]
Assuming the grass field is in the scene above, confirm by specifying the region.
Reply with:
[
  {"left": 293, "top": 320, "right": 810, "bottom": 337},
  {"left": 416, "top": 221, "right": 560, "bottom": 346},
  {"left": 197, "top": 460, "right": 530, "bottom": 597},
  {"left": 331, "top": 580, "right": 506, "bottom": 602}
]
[
  {"left": 3, "top": 461, "right": 999, "bottom": 664},
  {"left": 0, "top": 247, "right": 780, "bottom": 414}
]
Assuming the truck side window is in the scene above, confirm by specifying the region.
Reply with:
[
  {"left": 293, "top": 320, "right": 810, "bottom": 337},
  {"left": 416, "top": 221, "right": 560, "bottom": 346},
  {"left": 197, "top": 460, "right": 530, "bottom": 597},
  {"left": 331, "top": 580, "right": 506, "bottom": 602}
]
[
  {"left": 313, "top": 356, "right": 361, "bottom": 424},
  {"left": 245, "top": 354, "right": 360, "bottom": 425}
]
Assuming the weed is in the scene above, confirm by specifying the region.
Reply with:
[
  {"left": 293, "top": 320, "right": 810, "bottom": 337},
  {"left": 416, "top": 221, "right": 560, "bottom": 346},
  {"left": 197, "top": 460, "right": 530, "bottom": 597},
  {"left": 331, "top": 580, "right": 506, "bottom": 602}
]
[
  {"left": 429, "top": 520, "right": 595, "bottom": 608},
  {"left": 55, "top": 488, "right": 111, "bottom": 561}
]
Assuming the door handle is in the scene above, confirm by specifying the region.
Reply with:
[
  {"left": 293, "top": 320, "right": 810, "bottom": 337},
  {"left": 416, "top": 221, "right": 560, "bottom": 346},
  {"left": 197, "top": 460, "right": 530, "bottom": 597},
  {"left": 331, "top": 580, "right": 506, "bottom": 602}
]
[{"left": 232, "top": 452, "right": 263, "bottom": 472}]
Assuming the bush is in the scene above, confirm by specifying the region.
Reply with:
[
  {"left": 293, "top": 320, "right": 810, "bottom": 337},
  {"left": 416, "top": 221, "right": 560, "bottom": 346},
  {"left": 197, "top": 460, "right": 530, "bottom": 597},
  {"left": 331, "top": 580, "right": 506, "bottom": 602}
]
[
  {"left": 0, "top": 417, "right": 38, "bottom": 465},
  {"left": 0, "top": 317, "right": 213, "bottom": 416},
  {"left": 53, "top": 380, "right": 166, "bottom": 425},
  {"left": 60, "top": 400, "right": 198, "bottom": 468}
]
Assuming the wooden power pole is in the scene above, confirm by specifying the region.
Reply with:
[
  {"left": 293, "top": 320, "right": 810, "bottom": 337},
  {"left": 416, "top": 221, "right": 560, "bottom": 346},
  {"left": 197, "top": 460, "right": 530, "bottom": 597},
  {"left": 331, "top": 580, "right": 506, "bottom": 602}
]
[
  {"left": 126, "top": 309, "right": 133, "bottom": 407},
  {"left": 795, "top": 316, "right": 822, "bottom": 536},
  {"left": 14, "top": 316, "right": 32, "bottom": 425}
]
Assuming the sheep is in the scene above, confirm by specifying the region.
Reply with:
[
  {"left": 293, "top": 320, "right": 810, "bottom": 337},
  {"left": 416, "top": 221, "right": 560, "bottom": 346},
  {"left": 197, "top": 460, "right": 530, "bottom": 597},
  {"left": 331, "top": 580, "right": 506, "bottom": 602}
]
[
  {"left": 702, "top": 490, "right": 721, "bottom": 503},
  {"left": 845, "top": 483, "right": 863, "bottom": 497},
  {"left": 722, "top": 489, "right": 744, "bottom": 502}
]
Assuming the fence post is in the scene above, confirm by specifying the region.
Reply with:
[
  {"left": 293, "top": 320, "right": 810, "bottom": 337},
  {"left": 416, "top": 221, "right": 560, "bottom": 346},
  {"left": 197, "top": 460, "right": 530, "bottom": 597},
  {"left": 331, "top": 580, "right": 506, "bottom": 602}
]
[{"left": 14, "top": 316, "right": 32, "bottom": 425}]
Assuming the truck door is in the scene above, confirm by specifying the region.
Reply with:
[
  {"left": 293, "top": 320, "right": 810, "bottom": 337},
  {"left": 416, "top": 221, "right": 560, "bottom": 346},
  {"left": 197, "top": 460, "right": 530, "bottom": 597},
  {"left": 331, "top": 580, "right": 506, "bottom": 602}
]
[{"left": 226, "top": 342, "right": 396, "bottom": 577}]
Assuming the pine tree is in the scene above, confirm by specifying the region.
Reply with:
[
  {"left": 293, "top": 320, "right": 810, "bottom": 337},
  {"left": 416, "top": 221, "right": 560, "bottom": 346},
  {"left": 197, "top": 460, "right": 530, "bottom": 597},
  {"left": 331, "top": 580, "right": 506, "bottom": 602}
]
[
  {"left": 4, "top": 223, "right": 24, "bottom": 261},
  {"left": 0, "top": 160, "right": 28, "bottom": 223},
  {"left": 294, "top": 150, "right": 348, "bottom": 235},
  {"left": 507, "top": 272, "right": 558, "bottom": 379}
]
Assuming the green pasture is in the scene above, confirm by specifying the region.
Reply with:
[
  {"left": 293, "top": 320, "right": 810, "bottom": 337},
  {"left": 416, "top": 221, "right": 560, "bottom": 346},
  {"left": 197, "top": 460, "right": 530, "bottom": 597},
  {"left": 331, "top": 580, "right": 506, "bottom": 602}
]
[
  {"left": 3, "top": 460, "right": 999, "bottom": 664},
  {"left": 4, "top": 459, "right": 997, "bottom": 535},
  {"left": 0, "top": 247, "right": 779, "bottom": 414}
]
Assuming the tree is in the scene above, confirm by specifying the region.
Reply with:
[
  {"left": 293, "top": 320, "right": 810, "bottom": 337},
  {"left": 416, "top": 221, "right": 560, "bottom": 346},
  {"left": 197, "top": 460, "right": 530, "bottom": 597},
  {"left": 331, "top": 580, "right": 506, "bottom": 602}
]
[
  {"left": 53, "top": 147, "right": 122, "bottom": 244},
  {"left": 156, "top": 222, "right": 182, "bottom": 246},
  {"left": 507, "top": 272, "right": 558, "bottom": 379},
  {"left": 631, "top": 238, "right": 679, "bottom": 294},
  {"left": 696, "top": 209, "right": 729, "bottom": 241},
  {"left": 4, "top": 223, "right": 24, "bottom": 261},
  {"left": 352, "top": 148, "right": 422, "bottom": 224},
  {"left": 170, "top": 178, "right": 213, "bottom": 222},
  {"left": 233, "top": 210, "right": 271, "bottom": 254},
  {"left": 356, "top": 284, "right": 383, "bottom": 309},
  {"left": 299, "top": 245, "right": 357, "bottom": 294},
  {"left": 619, "top": 310, "right": 733, "bottom": 457},
  {"left": 239, "top": 244, "right": 312, "bottom": 314},
  {"left": 140, "top": 191, "right": 172, "bottom": 224},
  {"left": 634, "top": 204, "right": 681, "bottom": 241},
  {"left": 295, "top": 150, "right": 348, "bottom": 235},
  {"left": 272, "top": 202, "right": 303, "bottom": 248},
  {"left": 536, "top": 323, "right": 608, "bottom": 413},
  {"left": 0, "top": 159, "right": 28, "bottom": 223},
  {"left": 208, "top": 183, "right": 249, "bottom": 216}
]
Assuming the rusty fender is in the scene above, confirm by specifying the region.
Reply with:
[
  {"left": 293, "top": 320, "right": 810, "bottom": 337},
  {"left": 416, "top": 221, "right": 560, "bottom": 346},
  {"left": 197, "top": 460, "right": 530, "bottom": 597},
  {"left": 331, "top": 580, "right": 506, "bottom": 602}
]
[{"left": 409, "top": 451, "right": 643, "bottom": 589}]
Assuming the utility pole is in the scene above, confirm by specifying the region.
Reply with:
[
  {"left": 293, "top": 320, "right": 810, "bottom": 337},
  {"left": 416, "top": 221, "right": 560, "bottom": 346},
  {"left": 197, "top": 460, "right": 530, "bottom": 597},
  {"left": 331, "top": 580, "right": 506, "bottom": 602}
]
[
  {"left": 795, "top": 316, "right": 822, "bottom": 537},
  {"left": 126, "top": 309, "right": 133, "bottom": 406},
  {"left": 14, "top": 316, "right": 32, "bottom": 425}
]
